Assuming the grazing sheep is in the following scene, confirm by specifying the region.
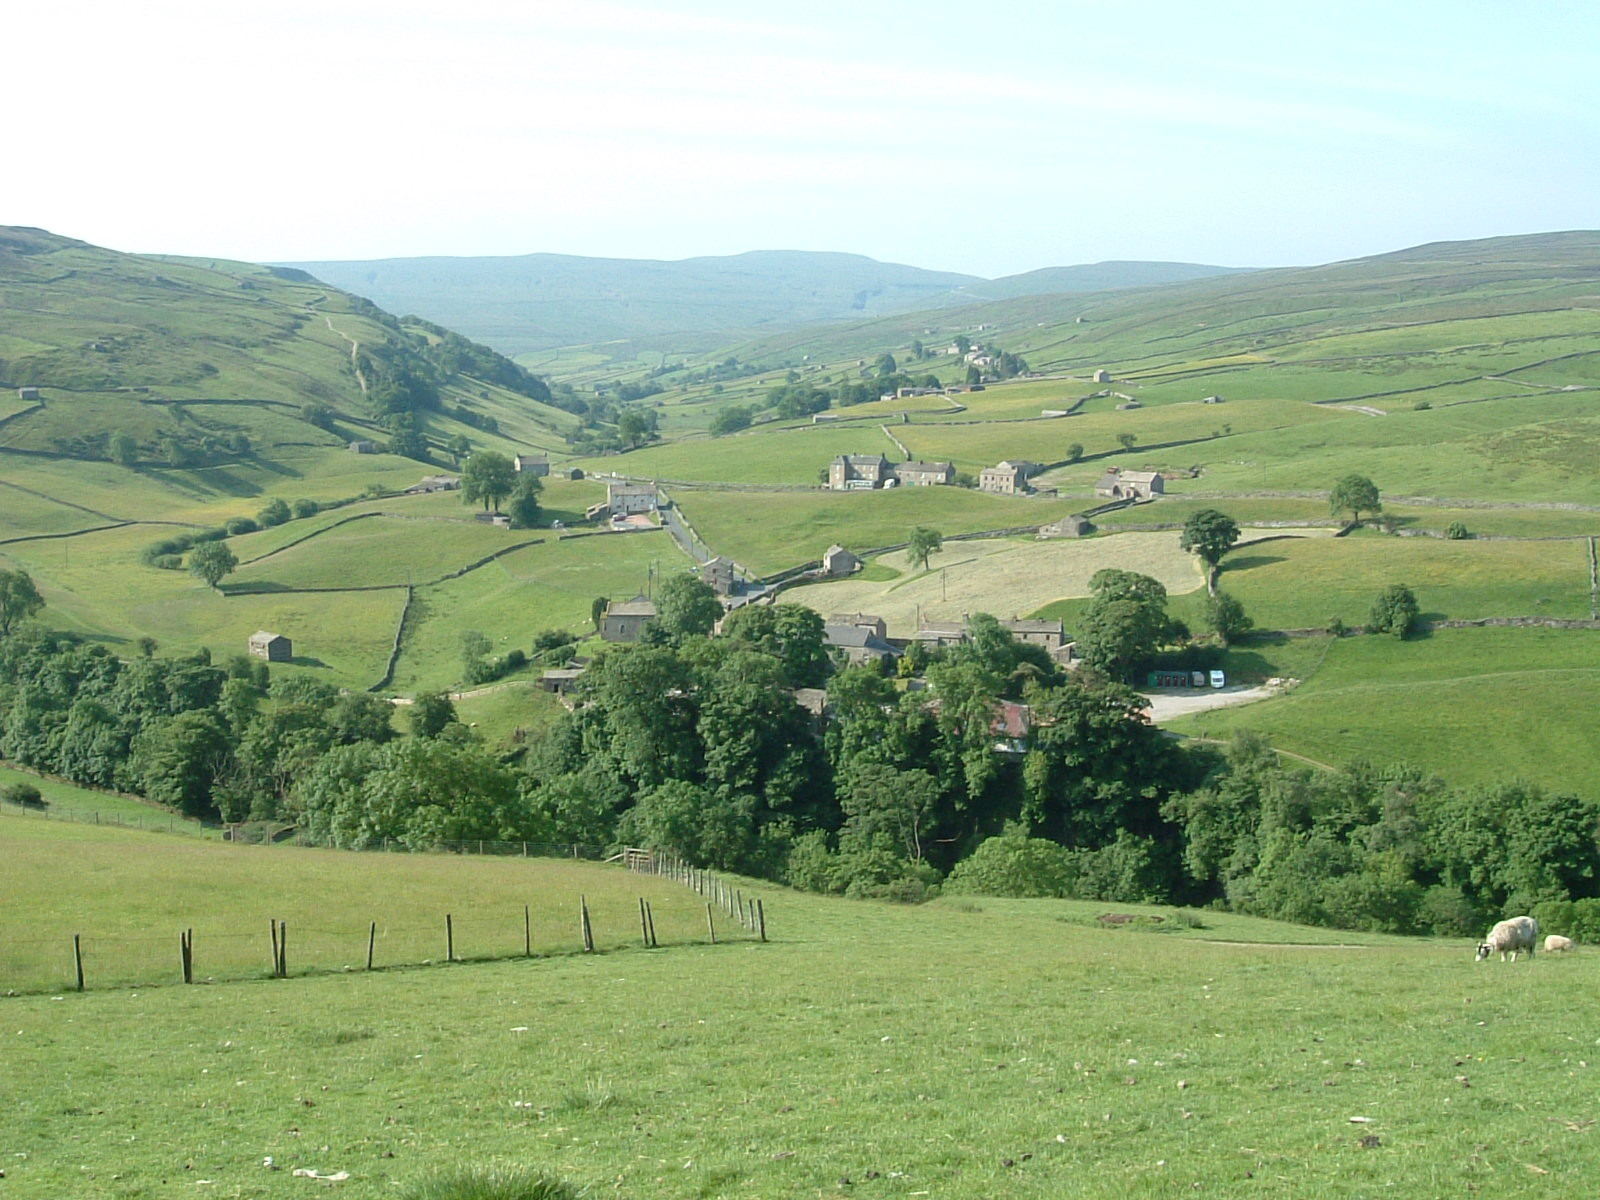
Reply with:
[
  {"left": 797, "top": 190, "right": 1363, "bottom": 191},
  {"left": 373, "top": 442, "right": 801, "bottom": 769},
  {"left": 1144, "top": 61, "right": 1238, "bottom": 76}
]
[
  {"left": 1544, "top": 934, "right": 1576, "bottom": 954},
  {"left": 1475, "top": 916, "right": 1539, "bottom": 962}
]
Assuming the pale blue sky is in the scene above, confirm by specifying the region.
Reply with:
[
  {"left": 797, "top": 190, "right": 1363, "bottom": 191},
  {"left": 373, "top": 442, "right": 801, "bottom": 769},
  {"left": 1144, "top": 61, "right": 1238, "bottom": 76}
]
[{"left": 10, "top": 0, "right": 1598, "bottom": 276}]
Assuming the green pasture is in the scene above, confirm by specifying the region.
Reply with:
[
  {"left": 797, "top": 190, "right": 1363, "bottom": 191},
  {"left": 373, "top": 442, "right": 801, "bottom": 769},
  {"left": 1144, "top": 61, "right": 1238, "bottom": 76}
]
[
  {"left": 389, "top": 531, "right": 681, "bottom": 692},
  {"left": 449, "top": 682, "right": 571, "bottom": 750},
  {"left": 581, "top": 424, "right": 904, "bottom": 486},
  {"left": 1092, "top": 496, "right": 1600, "bottom": 540},
  {"left": 231, "top": 516, "right": 537, "bottom": 590},
  {"left": 6, "top": 826, "right": 1598, "bottom": 1198},
  {"left": 0, "top": 525, "right": 405, "bottom": 687},
  {"left": 0, "top": 819, "right": 746, "bottom": 997},
  {"left": 672, "top": 487, "right": 1085, "bottom": 576},
  {"left": 0, "top": 764, "right": 209, "bottom": 835},
  {"left": 1170, "top": 627, "right": 1600, "bottom": 797},
  {"left": 1218, "top": 534, "right": 1593, "bottom": 629}
]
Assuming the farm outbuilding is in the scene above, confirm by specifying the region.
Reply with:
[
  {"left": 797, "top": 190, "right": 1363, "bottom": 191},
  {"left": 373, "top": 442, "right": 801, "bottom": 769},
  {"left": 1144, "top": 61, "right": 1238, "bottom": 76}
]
[{"left": 248, "top": 630, "right": 292, "bottom": 662}]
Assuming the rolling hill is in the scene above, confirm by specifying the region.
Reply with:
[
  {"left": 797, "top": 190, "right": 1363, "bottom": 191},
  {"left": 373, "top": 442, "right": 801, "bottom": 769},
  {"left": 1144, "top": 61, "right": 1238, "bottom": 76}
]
[{"left": 281, "top": 248, "right": 1245, "bottom": 356}]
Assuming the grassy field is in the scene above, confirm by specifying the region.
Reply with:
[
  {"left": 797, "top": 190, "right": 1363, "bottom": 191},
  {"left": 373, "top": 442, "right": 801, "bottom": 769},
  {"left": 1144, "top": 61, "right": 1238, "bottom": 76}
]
[
  {"left": 784, "top": 533, "right": 1205, "bottom": 634},
  {"left": 671, "top": 487, "right": 1083, "bottom": 576},
  {"left": 0, "top": 764, "right": 210, "bottom": 835},
  {"left": 1219, "top": 535, "right": 1594, "bottom": 629},
  {"left": 1167, "top": 627, "right": 1600, "bottom": 797},
  {"left": 4, "top": 820, "right": 1597, "bottom": 1198}
]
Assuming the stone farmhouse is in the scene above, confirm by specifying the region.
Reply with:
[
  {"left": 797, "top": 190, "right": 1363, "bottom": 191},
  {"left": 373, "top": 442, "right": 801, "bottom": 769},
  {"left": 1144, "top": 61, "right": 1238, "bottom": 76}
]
[
  {"left": 978, "top": 460, "right": 1038, "bottom": 495},
  {"left": 896, "top": 460, "right": 955, "bottom": 487},
  {"left": 1038, "top": 513, "right": 1093, "bottom": 539},
  {"left": 700, "top": 556, "right": 738, "bottom": 596},
  {"left": 513, "top": 453, "right": 550, "bottom": 476},
  {"left": 828, "top": 453, "right": 894, "bottom": 490},
  {"left": 607, "top": 480, "right": 659, "bottom": 515},
  {"left": 1094, "top": 468, "right": 1165, "bottom": 500},
  {"left": 600, "top": 596, "right": 657, "bottom": 643}
]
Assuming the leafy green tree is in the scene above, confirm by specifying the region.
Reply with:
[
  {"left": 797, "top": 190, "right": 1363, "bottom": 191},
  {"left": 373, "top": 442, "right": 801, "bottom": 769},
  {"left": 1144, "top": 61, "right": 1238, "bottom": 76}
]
[
  {"left": 617, "top": 408, "right": 658, "bottom": 449},
  {"left": 908, "top": 526, "right": 943, "bottom": 571},
  {"left": 187, "top": 541, "right": 238, "bottom": 591},
  {"left": 718, "top": 604, "right": 830, "bottom": 688},
  {"left": 460, "top": 451, "right": 516, "bottom": 512},
  {"left": 874, "top": 353, "right": 898, "bottom": 378},
  {"left": 1064, "top": 442, "right": 1084, "bottom": 463},
  {"left": 257, "top": 498, "right": 291, "bottom": 527},
  {"left": 1329, "top": 473, "right": 1382, "bottom": 525},
  {"left": 132, "top": 710, "right": 232, "bottom": 818},
  {"left": 1073, "top": 569, "right": 1175, "bottom": 678},
  {"left": 291, "top": 498, "right": 320, "bottom": 519},
  {"left": 651, "top": 574, "right": 722, "bottom": 643},
  {"left": 109, "top": 430, "right": 137, "bottom": 466},
  {"left": 1369, "top": 583, "right": 1419, "bottom": 638},
  {"left": 1116, "top": 432, "right": 1137, "bottom": 451},
  {"left": 0, "top": 569, "right": 45, "bottom": 637},
  {"left": 1204, "top": 590, "right": 1254, "bottom": 646},
  {"left": 328, "top": 691, "right": 395, "bottom": 745},
  {"left": 944, "top": 829, "right": 1080, "bottom": 897},
  {"left": 840, "top": 762, "right": 940, "bottom": 863},
  {"left": 446, "top": 433, "right": 471, "bottom": 466},
  {"left": 506, "top": 472, "right": 543, "bottom": 528},
  {"left": 591, "top": 595, "right": 609, "bottom": 631},
  {"left": 409, "top": 690, "right": 458, "bottom": 739},
  {"left": 1179, "top": 509, "right": 1241, "bottom": 593}
]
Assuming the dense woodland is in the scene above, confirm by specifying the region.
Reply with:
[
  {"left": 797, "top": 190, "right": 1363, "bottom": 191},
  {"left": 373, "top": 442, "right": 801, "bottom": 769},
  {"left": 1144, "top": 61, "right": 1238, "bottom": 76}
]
[{"left": 3, "top": 567, "right": 1597, "bottom": 943}]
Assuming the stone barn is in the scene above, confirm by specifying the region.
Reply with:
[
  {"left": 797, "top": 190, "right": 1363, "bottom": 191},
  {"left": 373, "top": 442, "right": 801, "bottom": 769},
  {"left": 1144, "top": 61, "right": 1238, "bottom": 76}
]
[{"left": 248, "top": 630, "right": 292, "bottom": 662}]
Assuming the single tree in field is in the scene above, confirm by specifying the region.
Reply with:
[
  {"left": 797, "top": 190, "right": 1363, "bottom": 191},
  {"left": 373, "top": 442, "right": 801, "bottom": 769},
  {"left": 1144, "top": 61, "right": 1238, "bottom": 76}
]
[
  {"left": 188, "top": 541, "right": 238, "bottom": 591},
  {"left": 1179, "top": 508, "right": 1242, "bottom": 594},
  {"left": 460, "top": 451, "right": 516, "bottom": 512},
  {"left": 0, "top": 568, "right": 45, "bottom": 637},
  {"left": 1064, "top": 442, "right": 1084, "bottom": 464},
  {"left": 1204, "top": 590, "right": 1253, "bottom": 646},
  {"left": 1369, "top": 583, "right": 1419, "bottom": 638},
  {"left": 1074, "top": 569, "right": 1176, "bottom": 679},
  {"left": 410, "top": 690, "right": 458, "bottom": 739},
  {"left": 446, "top": 433, "right": 471, "bottom": 466},
  {"left": 1330, "top": 473, "right": 1382, "bottom": 526},
  {"left": 1116, "top": 432, "right": 1137, "bottom": 452},
  {"left": 506, "top": 472, "right": 543, "bottom": 529},
  {"left": 908, "top": 526, "right": 943, "bottom": 572}
]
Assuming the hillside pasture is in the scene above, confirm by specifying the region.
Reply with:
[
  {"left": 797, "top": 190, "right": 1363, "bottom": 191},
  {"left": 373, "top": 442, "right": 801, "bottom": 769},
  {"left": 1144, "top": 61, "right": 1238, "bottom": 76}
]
[
  {"left": 783, "top": 532, "right": 1205, "bottom": 634},
  {"left": 1219, "top": 534, "right": 1593, "bottom": 629},
  {"left": 4, "top": 829, "right": 1598, "bottom": 1198},
  {"left": 672, "top": 487, "right": 1086, "bottom": 576},
  {"left": 1, "top": 764, "right": 208, "bottom": 833},
  {"left": 581, "top": 423, "right": 905, "bottom": 485},
  {"left": 1170, "top": 626, "right": 1600, "bottom": 796},
  {"left": 388, "top": 530, "right": 682, "bottom": 692},
  {"left": 230, "top": 516, "right": 534, "bottom": 590}
]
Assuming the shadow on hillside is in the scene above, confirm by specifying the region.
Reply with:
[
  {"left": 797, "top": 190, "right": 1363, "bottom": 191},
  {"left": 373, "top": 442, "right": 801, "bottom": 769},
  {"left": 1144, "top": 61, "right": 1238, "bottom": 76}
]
[
  {"left": 221, "top": 581, "right": 291, "bottom": 594},
  {"left": 1222, "top": 553, "right": 1286, "bottom": 573},
  {"left": 290, "top": 656, "right": 331, "bottom": 669}
]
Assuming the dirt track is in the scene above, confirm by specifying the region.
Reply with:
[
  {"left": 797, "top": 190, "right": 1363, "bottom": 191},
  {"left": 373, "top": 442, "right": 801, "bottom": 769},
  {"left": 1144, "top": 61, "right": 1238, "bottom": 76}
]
[{"left": 1141, "top": 685, "right": 1275, "bottom": 723}]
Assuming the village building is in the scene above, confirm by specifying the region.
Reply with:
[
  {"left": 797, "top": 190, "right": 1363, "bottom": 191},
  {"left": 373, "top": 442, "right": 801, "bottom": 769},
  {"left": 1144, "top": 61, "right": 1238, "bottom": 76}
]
[
  {"left": 18, "top": 386, "right": 40, "bottom": 402},
  {"left": 538, "top": 667, "right": 585, "bottom": 695},
  {"left": 821, "top": 544, "right": 860, "bottom": 576},
  {"left": 978, "top": 460, "right": 1037, "bottom": 495},
  {"left": 1000, "top": 617, "right": 1066, "bottom": 651},
  {"left": 405, "top": 474, "right": 460, "bottom": 494},
  {"left": 1094, "top": 468, "right": 1165, "bottom": 500},
  {"left": 1092, "top": 369, "right": 1111, "bottom": 383},
  {"left": 513, "top": 454, "right": 550, "bottom": 476},
  {"left": 247, "top": 630, "right": 292, "bottom": 662},
  {"left": 896, "top": 460, "right": 955, "bottom": 487},
  {"left": 607, "top": 480, "right": 658, "bottom": 515},
  {"left": 699, "top": 556, "right": 738, "bottom": 596},
  {"left": 913, "top": 618, "right": 969, "bottom": 649},
  {"left": 1038, "top": 513, "right": 1094, "bottom": 539},
  {"left": 827, "top": 612, "right": 888, "bottom": 641},
  {"left": 559, "top": 466, "right": 585, "bottom": 480},
  {"left": 600, "top": 596, "right": 657, "bottom": 643},
  {"left": 348, "top": 439, "right": 376, "bottom": 454},
  {"left": 828, "top": 453, "right": 894, "bottom": 490},
  {"left": 824, "top": 623, "right": 900, "bottom": 666}
]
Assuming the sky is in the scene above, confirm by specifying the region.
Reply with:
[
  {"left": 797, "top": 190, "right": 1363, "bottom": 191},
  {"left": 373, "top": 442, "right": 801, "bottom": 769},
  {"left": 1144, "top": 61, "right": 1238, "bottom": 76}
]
[{"left": 9, "top": 0, "right": 1600, "bottom": 277}]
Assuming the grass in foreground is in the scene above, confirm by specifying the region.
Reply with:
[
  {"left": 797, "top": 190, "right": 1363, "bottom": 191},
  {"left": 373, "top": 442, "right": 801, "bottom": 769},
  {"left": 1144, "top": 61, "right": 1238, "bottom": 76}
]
[{"left": 3, "top": 839, "right": 1595, "bottom": 1199}]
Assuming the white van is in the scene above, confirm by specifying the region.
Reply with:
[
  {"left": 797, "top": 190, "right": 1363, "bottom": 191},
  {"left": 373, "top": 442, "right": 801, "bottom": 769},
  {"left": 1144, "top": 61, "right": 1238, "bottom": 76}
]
[{"left": 1209, "top": 670, "right": 1225, "bottom": 689}]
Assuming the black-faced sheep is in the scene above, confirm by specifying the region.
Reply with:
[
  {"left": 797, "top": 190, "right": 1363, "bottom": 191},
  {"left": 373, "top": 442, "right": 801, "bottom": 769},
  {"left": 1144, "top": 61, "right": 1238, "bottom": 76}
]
[{"left": 1475, "top": 916, "right": 1538, "bottom": 962}]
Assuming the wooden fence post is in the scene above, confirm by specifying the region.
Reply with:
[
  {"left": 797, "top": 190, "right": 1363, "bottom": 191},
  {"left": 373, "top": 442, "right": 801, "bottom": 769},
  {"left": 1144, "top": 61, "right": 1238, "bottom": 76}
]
[
  {"left": 270, "top": 919, "right": 279, "bottom": 977},
  {"left": 645, "top": 900, "right": 657, "bottom": 948},
  {"left": 277, "top": 922, "right": 287, "bottom": 978},
  {"left": 580, "top": 895, "right": 594, "bottom": 952},
  {"left": 446, "top": 913, "right": 455, "bottom": 963},
  {"left": 757, "top": 898, "right": 767, "bottom": 943},
  {"left": 638, "top": 898, "right": 650, "bottom": 948},
  {"left": 73, "top": 933, "right": 84, "bottom": 992},
  {"left": 706, "top": 903, "right": 716, "bottom": 945},
  {"left": 180, "top": 928, "right": 193, "bottom": 984},
  {"left": 524, "top": 904, "right": 532, "bottom": 957},
  {"left": 367, "top": 922, "right": 377, "bottom": 971}
]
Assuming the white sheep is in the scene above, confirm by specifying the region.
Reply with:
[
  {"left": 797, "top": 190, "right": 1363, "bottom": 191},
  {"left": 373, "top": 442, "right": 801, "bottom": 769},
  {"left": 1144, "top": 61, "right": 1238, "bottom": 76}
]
[
  {"left": 1543, "top": 934, "right": 1575, "bottom": 954},
  {"left": 1475, "top": 916, "right": 1538, "bottom": 962}
]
